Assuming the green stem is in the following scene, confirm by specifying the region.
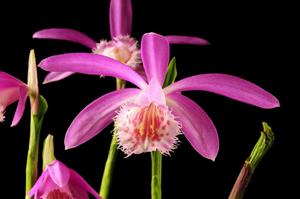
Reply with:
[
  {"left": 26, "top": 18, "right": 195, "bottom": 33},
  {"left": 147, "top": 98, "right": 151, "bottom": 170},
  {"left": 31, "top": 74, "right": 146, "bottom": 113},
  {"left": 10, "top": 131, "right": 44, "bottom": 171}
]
[
  {"left": 100, "top": 133, "right": 118, "bottom": 199},
  {"left": 99, "top": 78, "right": 124, "bottom": 199},
  {"left": 151, "top": 151, "right": 162, "bottom": 199},
  {"left": 116, "top": 78, "right": 126, "bottom": 90},
  {"left": 25, "top": 96, "right": 47, "bottom": 199},
  {"left": 229, "top": 122, "right": 274, "bottom": 199}
]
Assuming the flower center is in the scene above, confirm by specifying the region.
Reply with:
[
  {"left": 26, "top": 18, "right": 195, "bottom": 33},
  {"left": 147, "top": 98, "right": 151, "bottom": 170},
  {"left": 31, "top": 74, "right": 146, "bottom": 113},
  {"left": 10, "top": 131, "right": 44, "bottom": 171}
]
[
  {"left": 115, "top": 103, "right": 181, "bottom": 156},
  {"left": 93, "top": 35, "right": 141, "bottom": 70},
  {"left": 104, "top": 45, "right": 131, "bottom": 63},
  {"left": 0, "top": 105, "right": 5, "bottom": 122},
  {"left": 46, "top": 189, "right": 73, "bottom": 199}
]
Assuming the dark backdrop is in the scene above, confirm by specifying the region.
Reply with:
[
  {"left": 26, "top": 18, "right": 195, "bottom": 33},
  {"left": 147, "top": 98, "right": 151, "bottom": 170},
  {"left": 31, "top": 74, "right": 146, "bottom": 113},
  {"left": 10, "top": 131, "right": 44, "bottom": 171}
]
[{"left": 0, "top": 0, "right": 296, "bottom": 198}]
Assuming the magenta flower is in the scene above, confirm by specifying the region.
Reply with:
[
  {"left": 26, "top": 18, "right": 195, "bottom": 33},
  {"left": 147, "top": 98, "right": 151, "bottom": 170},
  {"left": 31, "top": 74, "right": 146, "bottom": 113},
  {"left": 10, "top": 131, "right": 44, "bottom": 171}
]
[
  {"left": 33, "top": 0, "right": 208, "bottom": 83},
  {"left": 0, "top": 72, "right": 29, "bottom": 126},
  {"left": 39, "top": 33, "right": 279, "bottom": 160},
  {"left": 29, "top": 160, "right": 101, "bottom": 199}
]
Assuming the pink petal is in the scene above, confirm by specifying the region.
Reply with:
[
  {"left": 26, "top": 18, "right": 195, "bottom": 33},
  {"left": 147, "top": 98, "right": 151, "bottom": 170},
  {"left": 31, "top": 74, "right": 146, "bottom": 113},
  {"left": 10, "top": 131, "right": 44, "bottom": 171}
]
[
  {"left": 141, "top": 33, "right": 170, "bottom": 85},
  {"left": 0, "top": 71, "right": 26, "bottom": 106},
  {"left": 167, "top": 93, "right": 219, "bottom": 161},
  {"left": 164, "top": 73, "right": 280, "bottom": 109},
  {"left": 11, "top": 87, "right": 28, "bottom": 126},
  {"left": 0, "top": 72, "right": 29, "bottom": 125},
  {"left": 65, "top": 88, "right": 140, "bottom": 149},
  {"left": 47, "top": 160, "right": 71, "bottom": 187},
  {"left": 164, "top": 35, "right": 210, "bottom": 45},
  {"left": 0, "top": 87, "right": 19, "bottom": 106},
  {"left": 134, "top": 79, "right": 166, "bottom": 106},
  {"left": 0, "top": 71, "right": 27, "bottom": 87},
  {"left": 33, "top": 28, "right": 97, "bottom": 49},
  {"left": 39, "top": 53, "right": 147, "bottom": 89},
  {"left": 69, "top": 181, "right": 89, "bottom": 199},
  {"left": 0, "top": 82, "right": 21, "bottom": 89},
  {"left": 69, "top": 170, "right": 101, "bottom": 199},
  {"left": 31, "top": 169, "right": 67, "bottom": 199},
  {"left": 43, "top": 71, "right": 75, "bottom": 84},
  {"left": 147, "top": 78, "right": 166, "bottom": 105},
  {"left": 28, "top": 170, "right": 49, "bottom": 196},
  {"left": 110, "top": 0, "right": 132, "bottom": 38}
]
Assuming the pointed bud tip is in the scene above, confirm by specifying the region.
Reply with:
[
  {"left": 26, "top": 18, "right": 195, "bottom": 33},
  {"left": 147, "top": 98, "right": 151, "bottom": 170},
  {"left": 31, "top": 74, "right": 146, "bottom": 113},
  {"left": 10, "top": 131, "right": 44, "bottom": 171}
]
[
  {"left": 262, "top": 122, "right": 274, "bottom": 140},
  {"left": 28, "top": 49, "right": 39, "bottom": 115},
  {"left": 262, "top": 122, "right": 270, "bottom": 131},
  {"left": 29, "top": 49, "right": 35, "bottom": 57},
  {"left": 43, "top": 134, "right": 56, "bottom": 169},
  {"left": 45, "top": 134, "right": 54, "bottom": 141}
]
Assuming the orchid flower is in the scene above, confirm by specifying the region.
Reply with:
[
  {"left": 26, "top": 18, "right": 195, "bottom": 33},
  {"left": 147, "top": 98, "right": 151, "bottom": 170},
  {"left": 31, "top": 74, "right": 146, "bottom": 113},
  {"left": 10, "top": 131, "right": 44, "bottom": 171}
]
[
  {"left": 0, "top": 50, "right": 38, "bottom": 126},
  {"left": 38, "top": 33, "right": 279, "bottom": 160},
  {"left": 28, "top": 160, "right": 101, "bottom": 199},
  {"left": 0, "top": 72, "right": 28, "bottom": 126},
  {"left": 33, "top": 0, "right": 209, "bottom": 84}
]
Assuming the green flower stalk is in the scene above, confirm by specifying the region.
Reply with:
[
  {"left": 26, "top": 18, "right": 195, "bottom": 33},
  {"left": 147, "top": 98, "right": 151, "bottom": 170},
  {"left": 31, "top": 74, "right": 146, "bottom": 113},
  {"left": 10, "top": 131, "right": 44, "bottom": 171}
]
[
  {"left": 99, "top": 78, "right": 125, "bottom": 199},
  {"left": 25, "top": 50, "right": 48, "bottom": 199},
  {"left": 100, "top": 131, "right": 118, "bottom": 199},
  {"left": 151, "top": 151, "right": 162, "bottom": 199},
  {"left": 229, "top": 122, "right": 275, "bottom": 199}
]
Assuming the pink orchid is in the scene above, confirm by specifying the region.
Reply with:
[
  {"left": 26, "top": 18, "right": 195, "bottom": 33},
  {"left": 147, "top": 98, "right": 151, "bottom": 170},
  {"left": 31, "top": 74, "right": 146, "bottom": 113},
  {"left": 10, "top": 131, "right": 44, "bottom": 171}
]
[
  {"left": 0, "top": 72, "right": 29, "bottom": 126},
  {"left": 33, "top": 0, "right": 208, "bottom": 84},
  {"left": 0, "top": 50, "right": 38, "bottom": 126},
  {"left": 29, "top": 160, "right": 101, "bottom": 199},
  {"left": 38, "top": 33, "right": 279, "bottom": 161}
]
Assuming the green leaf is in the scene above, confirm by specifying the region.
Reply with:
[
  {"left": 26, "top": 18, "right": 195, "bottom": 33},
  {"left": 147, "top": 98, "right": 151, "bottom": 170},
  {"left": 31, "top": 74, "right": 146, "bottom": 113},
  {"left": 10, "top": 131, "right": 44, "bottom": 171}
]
[
  {"left": 37, "top": 95, "right": 48, "bottom": 118},
  {"left": 248, "top": 122, "right": 274, "bottom": 170},
  {"left": 163, "top": 57, "right": 177, "bottom": 88}
]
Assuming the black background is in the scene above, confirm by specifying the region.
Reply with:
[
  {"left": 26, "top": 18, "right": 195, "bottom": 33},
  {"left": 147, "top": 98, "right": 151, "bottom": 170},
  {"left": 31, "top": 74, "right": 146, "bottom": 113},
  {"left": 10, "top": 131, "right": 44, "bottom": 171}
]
[{"left": 0, "top": 0, "right": 297, "bottom": 198}]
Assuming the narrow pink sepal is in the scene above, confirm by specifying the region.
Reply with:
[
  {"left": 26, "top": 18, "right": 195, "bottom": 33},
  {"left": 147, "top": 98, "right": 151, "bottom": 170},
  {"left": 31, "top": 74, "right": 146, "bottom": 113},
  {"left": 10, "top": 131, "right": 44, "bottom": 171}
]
[
  {"left": 11, "top": 87, "right": 28, "bottom": 126},
  {"left": 110, "top": 0, "right": 132, "bottom": 38},
  {"left": 164, "top": 73, "right": 280, "bottom": 109},
  {"left": 33, "top": 28, "right": 97, "bottom": 49},
  {"left": 39, "top": 53, "right": 147, "bottom": 89},
  {"left": 141, "top": 33, "right": 170, "bottom": 85},
  {"left": 164, "top": 35, "right": 210, "bottom": 45},
  {"left": 167, "top": 93, "right": 219, "bottom": 161},
  {"left": 64, "top": 88, "right": 140, "bottom": 149},
  {"left": 47, "top": 160, "right": 71, "bottom": 187},
  {"left": 43, "top": 71, "right": 75, "bottom": 84}
]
